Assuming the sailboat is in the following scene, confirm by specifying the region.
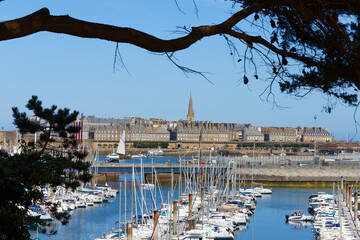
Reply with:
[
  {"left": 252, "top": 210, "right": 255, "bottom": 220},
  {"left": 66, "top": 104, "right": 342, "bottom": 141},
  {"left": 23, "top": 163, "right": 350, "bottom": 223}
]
[{"left": 106, "top": 131, "right": 131, "bottom": 162}]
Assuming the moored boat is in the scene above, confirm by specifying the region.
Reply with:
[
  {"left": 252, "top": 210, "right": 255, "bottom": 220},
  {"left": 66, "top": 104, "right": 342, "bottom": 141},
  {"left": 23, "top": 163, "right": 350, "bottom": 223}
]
[
  {"left": 146, "top": 148, "right": 165, "bottom": 157},
  {"left": 105, "top": 152, "right": 120, "bottom": 162},
  {"left": 285, "top": 210, "right": 314, "bottom": 222}
]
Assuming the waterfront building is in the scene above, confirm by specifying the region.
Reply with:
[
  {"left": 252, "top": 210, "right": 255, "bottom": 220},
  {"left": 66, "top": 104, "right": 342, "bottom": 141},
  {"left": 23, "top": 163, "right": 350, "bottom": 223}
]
[
  {"left": 175, "top": 121, "right": 201, "bottom": 142},
  {"left": 31, "top": 92, "right": 333, "bottom": 147},
  {"left": 262, "top": 127, "right": 301, "bottom": 143},
  {"left": 0, "top": 129, "right": 18, "bottom": 151},
  {"left": 302, "top": 127, "right": 333, "bottom": 143},
  {"left": 243, "top": 127, "right": 265, "bottom": 142},
  {"left": 19, "top": 90, "right": 337, "bottom": 153},
  {"left": 127, "top": 119, "right": 170, "bottom": 142},
  {"left": 172, "top": 121, "right": 238, "bottom": 143},
  {"left": 260, "top": 126, "right": 333, "bottom": 143},
  {"left": 92, "top": 125, "right": 126, "bottom": 142},
  {"left": 202, "top": 122, "right": 238, "bottom": 142},
  {"left": 82, "top": 115, "right": 132, "bottom": 141},
  {"left": 233, "top": 124, "right": 250, "bottom": 141},
  {"left": 81, "top": 116, "right": 170, "bottom": 143}
]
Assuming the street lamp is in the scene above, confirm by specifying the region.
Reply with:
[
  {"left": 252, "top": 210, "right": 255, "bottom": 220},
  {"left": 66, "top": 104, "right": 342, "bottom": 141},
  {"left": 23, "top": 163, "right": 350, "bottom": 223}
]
[{"left": 314, "top": 115, "right": 317, "bottom": 158}]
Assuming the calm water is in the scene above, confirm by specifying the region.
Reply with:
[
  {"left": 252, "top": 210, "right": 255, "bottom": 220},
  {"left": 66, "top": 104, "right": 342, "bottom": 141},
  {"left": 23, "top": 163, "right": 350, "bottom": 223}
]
[
  {"left": 31, "top": 186, "right": 329, "bottom": 240},
  {"left": 97, "top": 155, "right": 187, "bottom": 165},
  {"left": 235, "top": 187, "right": 322, "bottom": 240}
]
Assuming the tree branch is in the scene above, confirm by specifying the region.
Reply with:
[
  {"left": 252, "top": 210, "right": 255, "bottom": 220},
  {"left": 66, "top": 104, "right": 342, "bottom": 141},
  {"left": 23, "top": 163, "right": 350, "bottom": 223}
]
[
  {"left": 0, "top": 4, "right": 280, "bottom": 53},
  {"left": 225, "top": 29, "right": 320, "bottom": 68}
]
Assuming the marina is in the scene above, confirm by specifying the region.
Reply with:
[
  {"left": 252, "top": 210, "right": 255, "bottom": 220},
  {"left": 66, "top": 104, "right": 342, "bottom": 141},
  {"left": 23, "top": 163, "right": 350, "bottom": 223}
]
[
  {"left": 30, "top": 184, "right": 360, "bottom": 240},
  {"left": 27, "top": 152, "right": 360, "bottom": 240},
  {"left": 31, "top": 187, "right": 321, "bottom": 240}
]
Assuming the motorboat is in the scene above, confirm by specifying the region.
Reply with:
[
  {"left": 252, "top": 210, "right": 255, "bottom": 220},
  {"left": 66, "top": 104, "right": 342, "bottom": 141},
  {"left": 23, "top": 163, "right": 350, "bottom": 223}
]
[
  {"left": 146, "top": 148, "right": 165, "bottom": 157},
  {"left": 286, "top": 210, "right": 314, "bottom": 222},
  {"left": 141, "top": 183, "right": 155, "bottom": 190},
  {"left": 105, "top": 152, "right": 120, "bottom": 162},
  {"left": 254, "top": 186, "right": 272, "bottom": 194},
  {"left": 239, "top": 187, "right": 262, "bottom": 197},
  {"left": 131, "top": 153, "right": 147, "bottom": 158}
]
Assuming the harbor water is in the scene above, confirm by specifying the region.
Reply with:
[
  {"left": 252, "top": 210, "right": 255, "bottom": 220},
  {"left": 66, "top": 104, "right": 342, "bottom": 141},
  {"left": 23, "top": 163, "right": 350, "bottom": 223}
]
[
  {"left": 96, "top": 155, "right": 186, "bottom": 165},
  {"left": 31, "top": 186, "right": 329, "bottom": 240}
]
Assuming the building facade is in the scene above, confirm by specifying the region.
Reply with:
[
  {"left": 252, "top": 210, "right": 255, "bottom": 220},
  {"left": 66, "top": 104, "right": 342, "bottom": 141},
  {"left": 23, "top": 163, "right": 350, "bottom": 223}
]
[
  {"left": 302, "top": 127, "right": 333, "bottom": 143},
  {"left": 68, "top": 93, "right": 334, "bottom": 145}
]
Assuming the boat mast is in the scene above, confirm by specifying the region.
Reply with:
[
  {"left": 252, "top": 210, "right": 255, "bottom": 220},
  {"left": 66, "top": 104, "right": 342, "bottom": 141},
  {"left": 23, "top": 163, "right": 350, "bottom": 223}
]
[
  {"left": 141, "top": 157, "right": 144, "bottom": 223},
  {"left": 124, "top": 176, "right": 127, "bottom": 237},
  {"left": 252, "top": 142, "right": 255, "bottom": 188},
  {"left": 134, "top": 164, "right": 138, "bottom": 228},
  {"left": 131, "top": 164, "right": 134, "bottom": 226},
  {"left": 119, "top": 181, "right": 121, "bottom": 240},
  {"left": 243, "top": 155, "right": 246, "bottom": 187},
  {"left": 169, "top": 167, "right": 173, "bottom": 240},
  {"left": 154, "top": 160, "right": 157, "bottom": 208}
]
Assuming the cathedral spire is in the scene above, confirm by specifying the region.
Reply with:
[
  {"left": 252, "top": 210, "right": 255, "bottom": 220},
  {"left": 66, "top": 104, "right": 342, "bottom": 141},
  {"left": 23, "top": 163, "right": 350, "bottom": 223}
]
[{"left": 187, "top": 91, "right": 194, "bottom": 122}]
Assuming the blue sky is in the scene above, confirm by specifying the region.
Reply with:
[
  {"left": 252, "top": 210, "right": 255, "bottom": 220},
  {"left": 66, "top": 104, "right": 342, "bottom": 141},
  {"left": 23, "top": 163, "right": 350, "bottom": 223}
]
[{"left": 0, "top": 0, "right": 358, "bottom": 140}]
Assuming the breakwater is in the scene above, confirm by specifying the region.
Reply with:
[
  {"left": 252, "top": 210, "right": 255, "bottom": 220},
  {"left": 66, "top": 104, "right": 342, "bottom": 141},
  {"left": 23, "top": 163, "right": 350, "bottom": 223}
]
[
  {"left": 92, "top": 154, "right": 360, "bottom": 187},
  {"left": 94, "top": 165, "right": 360, "bottom": 187}
]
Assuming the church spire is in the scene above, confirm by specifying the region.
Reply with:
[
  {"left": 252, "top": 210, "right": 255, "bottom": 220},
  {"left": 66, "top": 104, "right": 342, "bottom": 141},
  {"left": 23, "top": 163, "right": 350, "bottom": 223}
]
[{"left": 187, "top": 91, "right": 194, "bottom": 122}]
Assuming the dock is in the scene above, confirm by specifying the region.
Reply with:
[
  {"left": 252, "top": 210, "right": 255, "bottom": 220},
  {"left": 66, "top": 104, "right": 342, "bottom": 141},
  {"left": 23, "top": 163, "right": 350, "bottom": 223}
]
[
  {"left": 92, "top": 162, "right": 360, "bottom": 186},
  {"left": 340, "top": 179, "right": 360, "bottom": 239}
]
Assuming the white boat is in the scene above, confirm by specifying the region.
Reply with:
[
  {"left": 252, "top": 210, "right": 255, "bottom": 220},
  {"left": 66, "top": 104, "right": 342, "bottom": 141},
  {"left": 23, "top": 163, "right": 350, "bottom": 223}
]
[
  {"left": 91, "top": 194, "right": 103, "bottom": 204},
  {"left": 286, "top": 210, "right": 314, "bottom": 222},
  {"left": 85, "top": 199, "right": 94, "bottom": 206},
  {"left": 105, "top": 151, "right": 120, "bottom": 162},
  {"left": 239, "top": 188, "right": 262, "bottom": 197},
  {"left": 254, "top": 186, "right": 272, "bottom": 194},
  {"left": 232, "top": 212, "right": 248, "bottom": 225},
  {"left": 146, "top": 148, "right": 165, "bottom": 157},
  {"left": 39, "top": 210, "right": 53, "bottom": 221},
  {"left": 140, "top": 183, "right": 155, "bottom": 190},
  {"left": 106, "top": 131, "right": 129, "bottom": 162},
  {"left": 75, "top": 199, "right": 86, "bottom": 208},
  {"left": 131, "top": 153, "right": 146, "bottom": 158},
  {"left": 27, "top": 209, "right": 41, "bottom": 218}
]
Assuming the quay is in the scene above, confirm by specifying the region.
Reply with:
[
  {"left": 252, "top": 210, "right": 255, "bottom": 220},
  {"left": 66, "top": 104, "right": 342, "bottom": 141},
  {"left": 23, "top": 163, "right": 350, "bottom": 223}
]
[
  {"left": 92, "top": 161, "right": 360, "bottom": 186},
  {"left": 340, "top": 178, "right": 360, "bottom": 239},
  {"left": 93, "top": 163, "right": 192, "bottom": 175}
]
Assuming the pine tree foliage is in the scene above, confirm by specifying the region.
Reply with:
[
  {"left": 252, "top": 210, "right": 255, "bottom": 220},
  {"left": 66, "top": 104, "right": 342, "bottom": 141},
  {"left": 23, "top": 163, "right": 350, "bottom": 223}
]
[
  {"left": 0, "top": 96, "right": 91, "bottom": 240},
  {"left": 234, "top": 0, "right": 360, "bottom": 110}
]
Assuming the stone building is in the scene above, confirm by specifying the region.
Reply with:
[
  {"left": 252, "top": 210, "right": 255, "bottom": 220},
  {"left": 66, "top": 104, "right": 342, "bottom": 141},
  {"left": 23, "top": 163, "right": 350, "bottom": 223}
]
[
  {"left": 82, "top": 116, "right": 170, "bottom": 143},
  {"left": 243, "top": 127, "right": 265, "bottom": 142},
  {"left": 175, "top": 121, "right": 201, "bottom": 142},
  {"left": 233, "top": 124, "right": 250, "bottom": 141},
  {"left": 0, "top": 129, "right": 18, "bottom": 152},
  {"left": 93, "top": 125, "right": 126, "bottom": 142},
  {"left": 83, "top": 115, "right": 130, "bottom": 142},
  {"left": 171, "top": 121, "right": 238, "bottom": 143},
  {"left": 127, "top": 119, "right": 170, "bottom": 142},
  {"left": 262, "top": 127, "right": 301, "bottom": 143},
  {"left": 302, "top": 127, "right": 333, "bottom": 143},
  {"left": 71, "top": 92, "right": 334, "bottom": 145}
]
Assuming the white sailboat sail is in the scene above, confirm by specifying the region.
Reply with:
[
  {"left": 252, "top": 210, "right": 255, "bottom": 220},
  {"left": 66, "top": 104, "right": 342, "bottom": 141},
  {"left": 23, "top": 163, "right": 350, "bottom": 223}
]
[{"left": 116, "top": 131, "right": 126, "bottom": 155}]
